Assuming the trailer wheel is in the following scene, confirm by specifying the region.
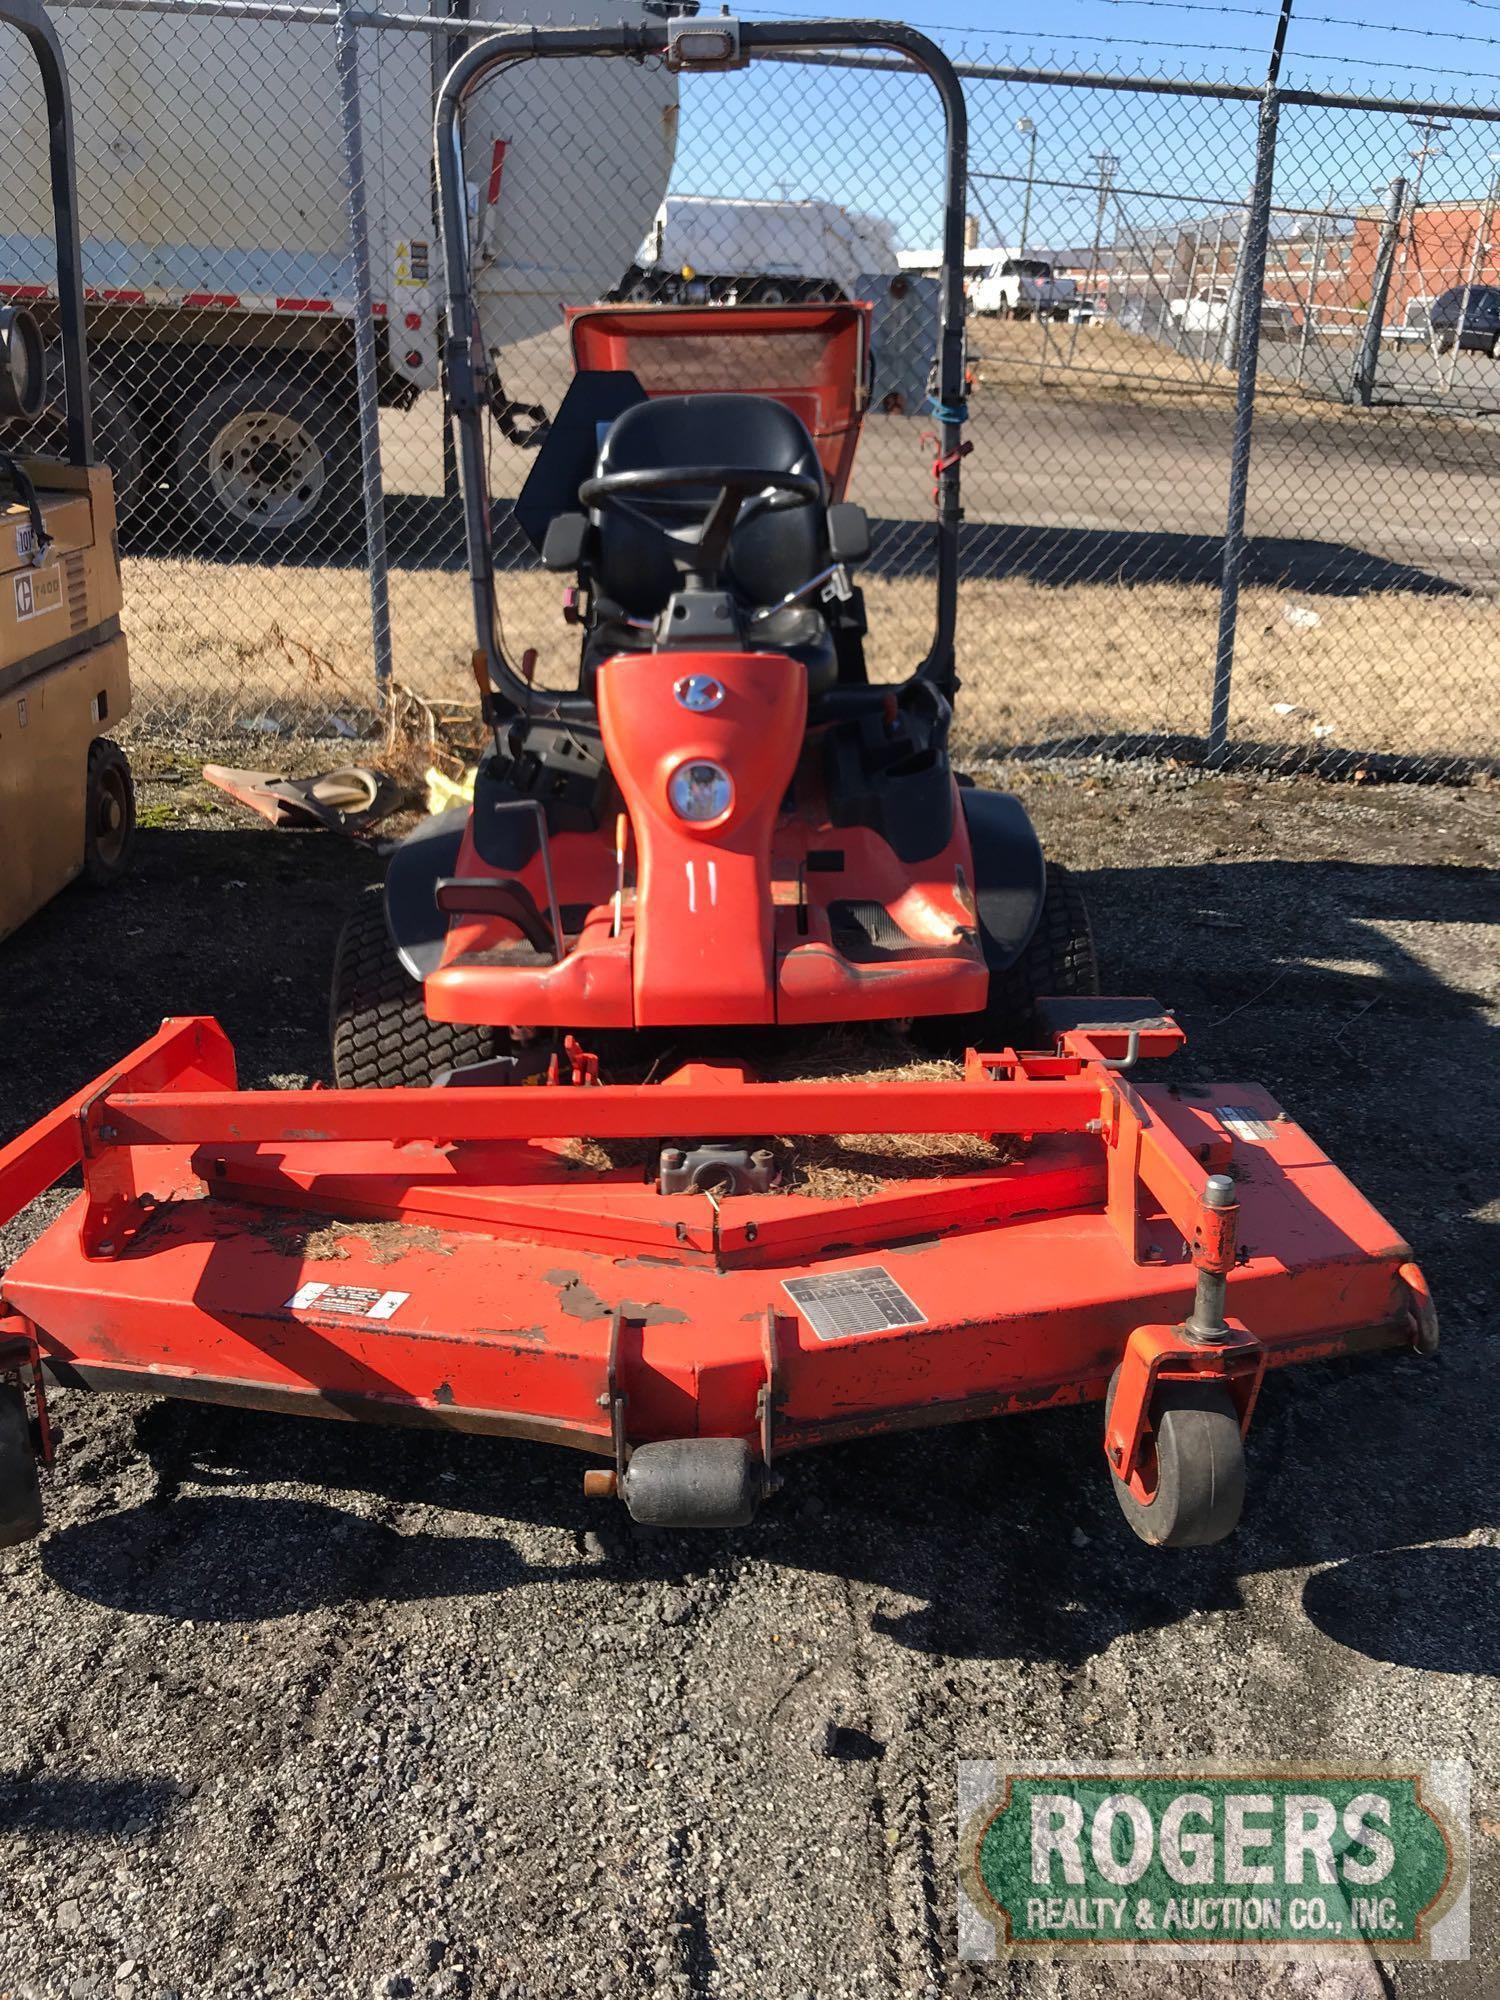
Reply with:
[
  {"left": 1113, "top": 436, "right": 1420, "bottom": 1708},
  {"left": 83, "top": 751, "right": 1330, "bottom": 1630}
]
[
  {"left": 1104, "top": 1367, "right": 1245, "bottom": 1548},
  {"left": 82, "top": 738, "right": 136, "bottom": 888},
  {"left": 0, "top": 1382, "right": 43, "bottom": 1549},
  {"left": 175, "top": 365, "right": 356, "bottom": 554},
  {"left": 331, "top": 886, "right": 495, "bottom": 1089}
]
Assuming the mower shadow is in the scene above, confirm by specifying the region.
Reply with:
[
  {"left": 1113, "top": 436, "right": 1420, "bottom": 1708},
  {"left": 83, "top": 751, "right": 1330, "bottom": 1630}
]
[{"left": 32, "top": 852, "right": 1500, "bottom": 1673}]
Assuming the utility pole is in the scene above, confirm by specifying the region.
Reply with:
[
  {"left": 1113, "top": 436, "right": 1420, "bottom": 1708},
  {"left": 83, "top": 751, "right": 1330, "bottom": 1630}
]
[
  {"left": 1397, "top": 115, "right": 1450, "bottom": 318},
  {"left": 1085, "top": 149, "right": 1118, "bottom": 323},
  {"left": 1016, "top": 117, "right": 1038, "bottom": 256}
]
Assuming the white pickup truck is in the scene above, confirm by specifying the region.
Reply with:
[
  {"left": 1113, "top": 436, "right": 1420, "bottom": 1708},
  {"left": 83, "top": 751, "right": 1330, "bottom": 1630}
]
[
  {"left": 968, "top": 255, "right": 1078, "bottom": 321},
  {"left": 1168, "top": 282, "right": 1297, "bottom": 339}
]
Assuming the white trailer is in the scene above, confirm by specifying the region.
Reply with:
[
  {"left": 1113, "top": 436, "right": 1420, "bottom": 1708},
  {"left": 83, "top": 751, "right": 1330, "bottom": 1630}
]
[
  {"left": 0, "top": 0, "right": 677, "bottom": 548},
  {"left": 616, "top": 195, "right": 898, "bottom": 305}
]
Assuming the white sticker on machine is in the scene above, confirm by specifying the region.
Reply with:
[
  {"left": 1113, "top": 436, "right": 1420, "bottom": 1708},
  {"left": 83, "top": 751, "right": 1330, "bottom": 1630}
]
[
  {"left": 1217, "top": 1105, "right": 1276, "bottom": 1143},
  {"left": 781, "top": 1266, "right": 927, "bottom": 1342},
  {"left": 286, "top": 1281, "right": 409, "bottom": 1321}
]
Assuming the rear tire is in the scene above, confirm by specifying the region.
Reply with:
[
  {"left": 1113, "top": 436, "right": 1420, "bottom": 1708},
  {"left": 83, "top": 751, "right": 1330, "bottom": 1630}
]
[
  {"left": 0, "top": 1382, "right": 43, "bottom": 1549},
  {"left": 330, "top": 885, "right": 495, "bottom": 1088},
  {"left": 917, "top": 860, "right": 1097, "bottom": 1053},
  {"left": 82, "top": 738, "right": 135, "bottom": 888}
]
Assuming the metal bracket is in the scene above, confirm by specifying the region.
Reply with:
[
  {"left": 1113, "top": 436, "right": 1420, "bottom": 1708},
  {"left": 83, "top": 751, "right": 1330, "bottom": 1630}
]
[
  {"left": 659, "top": 1143, "right": 777, "bottom": 1197},
  {"left": 600, "top": 1304, "right": 637, "bottom": 1487},
  {"left": 77, "top": 1081, "right": 153, "bottom": 1260},
  {"left": 757, "top": 1305, "right": 782, "bottom": 1487}
]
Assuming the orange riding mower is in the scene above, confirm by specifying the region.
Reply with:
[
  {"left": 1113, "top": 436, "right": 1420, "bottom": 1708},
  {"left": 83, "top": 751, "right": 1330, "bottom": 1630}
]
[{"left": 0, "top": 17, "right": 1434, "bottom": 1546}]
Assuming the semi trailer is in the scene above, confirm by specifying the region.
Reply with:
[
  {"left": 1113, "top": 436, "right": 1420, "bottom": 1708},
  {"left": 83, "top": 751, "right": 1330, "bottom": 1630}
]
[{"left": 0, "top": 0, "right": 678, "bottom": 550}]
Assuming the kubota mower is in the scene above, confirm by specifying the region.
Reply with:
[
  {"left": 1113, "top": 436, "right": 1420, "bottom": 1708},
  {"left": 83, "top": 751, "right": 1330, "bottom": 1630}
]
[{"left": 0, "top": 19, "right": 1434, "bottom": 1549}]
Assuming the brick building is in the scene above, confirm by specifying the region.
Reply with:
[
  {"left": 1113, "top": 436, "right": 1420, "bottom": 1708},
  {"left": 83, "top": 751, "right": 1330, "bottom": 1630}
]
[{"left": 1346, "top": 198, "right": 1500, "bottom": 321}]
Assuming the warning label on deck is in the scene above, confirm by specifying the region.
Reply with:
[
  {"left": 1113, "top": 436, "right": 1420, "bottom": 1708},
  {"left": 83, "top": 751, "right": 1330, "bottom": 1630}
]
[
  {"left": 286, "top": 1281, "right": 408, "bottom": 1322},
  {"left": 1217, "top": 1105, "right": 1276, "bottom": 1143},
  {"left": 781, "top": 1266, "right": 927, "bottom": 1342}
]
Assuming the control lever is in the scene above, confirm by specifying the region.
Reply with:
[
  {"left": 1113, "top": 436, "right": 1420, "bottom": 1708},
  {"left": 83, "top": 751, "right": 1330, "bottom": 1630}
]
[{"left": 746, "top": 563, "right": 851, "bottom": 626}]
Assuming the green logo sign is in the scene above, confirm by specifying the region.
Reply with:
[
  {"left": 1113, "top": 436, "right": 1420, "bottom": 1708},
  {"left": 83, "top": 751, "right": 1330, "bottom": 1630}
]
[{"left": 959, "top": 1763, "right": 1469, "bottom": 1961}]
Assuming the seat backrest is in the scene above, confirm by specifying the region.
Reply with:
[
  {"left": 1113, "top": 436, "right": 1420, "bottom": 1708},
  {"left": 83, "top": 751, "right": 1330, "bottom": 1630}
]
[{"left": 591, "top": 392, "right": 827, "bottom": 618}]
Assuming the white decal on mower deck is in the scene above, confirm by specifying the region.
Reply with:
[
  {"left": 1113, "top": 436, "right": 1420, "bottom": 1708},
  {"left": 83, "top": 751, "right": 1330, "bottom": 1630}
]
[
  {"left": 1217, "top": 1106, "right": 1277, "bottom": 1143},
  {"left": 286, "top": 1282, "right": 409, "bottom": 1321},
  {"left": 782, "top": 1266, "right": 927, "bottom": 1342}
]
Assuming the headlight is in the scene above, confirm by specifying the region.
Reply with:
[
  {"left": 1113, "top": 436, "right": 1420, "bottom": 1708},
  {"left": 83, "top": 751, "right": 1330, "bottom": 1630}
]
[{"left": 667, "top": 759, "right": 733, "bottom": 824}]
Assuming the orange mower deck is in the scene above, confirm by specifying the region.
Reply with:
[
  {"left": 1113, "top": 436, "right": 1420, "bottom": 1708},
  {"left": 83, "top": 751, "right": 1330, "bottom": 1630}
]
[{"left": 0, "top": 1015, "right": 1433, "bottom": 1528}]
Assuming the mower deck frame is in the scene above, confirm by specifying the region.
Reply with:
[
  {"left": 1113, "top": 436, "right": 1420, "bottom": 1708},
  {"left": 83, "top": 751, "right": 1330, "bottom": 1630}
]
[{"left": 0, "top": 1017, "right": 1429, "bottom": 1485}]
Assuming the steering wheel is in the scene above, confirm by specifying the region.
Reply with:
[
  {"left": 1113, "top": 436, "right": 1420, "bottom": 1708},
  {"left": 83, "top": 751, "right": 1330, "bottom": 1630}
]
[{"left": 577, "top": 464, "right": 823, "bottom": 583}]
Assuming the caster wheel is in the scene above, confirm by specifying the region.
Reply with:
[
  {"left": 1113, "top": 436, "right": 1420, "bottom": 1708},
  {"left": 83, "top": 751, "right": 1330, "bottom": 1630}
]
[
  {"left": 0, "top": 1381, "right": 43, "bottom": 1548},
  {"left": 1105, "top": 1366, "right": 1244, "bottom": 1548}
]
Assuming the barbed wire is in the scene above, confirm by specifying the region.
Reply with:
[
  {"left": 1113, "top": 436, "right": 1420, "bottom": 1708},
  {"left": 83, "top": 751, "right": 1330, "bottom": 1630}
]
[{"left": 732, "top": 1, "right": 1500, "bottom": 85}]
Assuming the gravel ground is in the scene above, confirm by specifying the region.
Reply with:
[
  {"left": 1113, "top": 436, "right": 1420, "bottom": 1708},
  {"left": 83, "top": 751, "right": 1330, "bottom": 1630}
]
[{"left": 0, "top": 761, "right": 1494, "bottom": 1999}]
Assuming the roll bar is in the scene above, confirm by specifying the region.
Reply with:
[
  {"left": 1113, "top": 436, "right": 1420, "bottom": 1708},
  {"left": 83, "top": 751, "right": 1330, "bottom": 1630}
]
[
  {"left": 435, "top": 18, "right": 968, "bottom": 724},
  {"left": 0, "top": 0, "right": 91, "bottom": 462}
]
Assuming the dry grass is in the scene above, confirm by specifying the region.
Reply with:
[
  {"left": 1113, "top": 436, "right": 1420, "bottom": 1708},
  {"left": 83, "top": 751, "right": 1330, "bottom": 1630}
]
[
  {"left": 972, "top": 315, "right": 1240, "bottom": 401},
  {"left": 121, "top": 551, "right": 1500, "bottom": 765},
  {"left": 970, "top": 317, "right": 1405, "bottom": 427},
  {"left": 555, "top": 1030, "right": 1014, "bottom": 1201},
  {"left": 869, "top": 573, "right": 1496, "bottom": 760}
]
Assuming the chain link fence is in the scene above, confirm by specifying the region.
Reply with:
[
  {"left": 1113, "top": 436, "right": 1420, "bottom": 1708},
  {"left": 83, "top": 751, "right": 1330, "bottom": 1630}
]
[{"left": 2, "top": 2, "right": 1499, "bottom": 780}]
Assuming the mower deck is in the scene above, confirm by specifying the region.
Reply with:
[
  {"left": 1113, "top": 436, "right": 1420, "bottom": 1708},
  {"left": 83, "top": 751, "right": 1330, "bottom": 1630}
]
[{"left": 0, "top": 1017, "right": 1428, "bottom": 1493}]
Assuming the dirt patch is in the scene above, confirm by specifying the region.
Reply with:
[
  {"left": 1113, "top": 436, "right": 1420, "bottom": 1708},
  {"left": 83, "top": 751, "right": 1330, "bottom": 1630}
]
[{"left": 0, "top": 764, "right": 1494, "bottom": 1999}]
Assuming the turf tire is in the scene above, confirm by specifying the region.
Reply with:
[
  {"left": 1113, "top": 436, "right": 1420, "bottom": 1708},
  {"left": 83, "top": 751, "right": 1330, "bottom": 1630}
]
[
  {"left": 331, "top": 885, "right": 494, "bottom": 1088},
  {"left": 966, "top": 858, "right": 1098, "bottom": 1047}
]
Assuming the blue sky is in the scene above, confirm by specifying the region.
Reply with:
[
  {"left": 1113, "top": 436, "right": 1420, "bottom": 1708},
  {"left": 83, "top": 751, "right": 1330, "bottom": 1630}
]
[
  {"left": 730, "top": 2, "right": 1500, "bottom": 94},
  {"left": 671, "top": 5, "right": 1500, "bottom": 254}
]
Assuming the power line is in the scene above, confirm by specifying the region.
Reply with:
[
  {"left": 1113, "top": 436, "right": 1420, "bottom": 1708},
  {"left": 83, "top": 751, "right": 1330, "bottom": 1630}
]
[
  {"left": 1057, "top": 0, "right": 1500, "bottom": 53},
  {"left": 728, "top": 3, "right": 1500, "bottom": 87}
]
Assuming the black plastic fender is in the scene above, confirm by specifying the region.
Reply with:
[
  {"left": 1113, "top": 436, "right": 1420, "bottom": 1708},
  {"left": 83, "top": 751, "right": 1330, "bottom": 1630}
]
[
  {"left": 959, "top": 786, "right": 1047, "bottom": 973},
  {"left": 384, "top": 806, "right": 466, "bottom": 981}
]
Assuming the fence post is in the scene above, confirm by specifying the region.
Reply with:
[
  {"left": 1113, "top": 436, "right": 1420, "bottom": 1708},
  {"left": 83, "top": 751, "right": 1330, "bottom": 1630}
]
[
  {"left": 1351, "top": 176, "right": 1405, "bottom": 408},
  {"left": 1208, "top": 82, "right": 1281, "bottom": 765},
  {"left": 335, "top": 0, "right": 395, "bottom": 715}
]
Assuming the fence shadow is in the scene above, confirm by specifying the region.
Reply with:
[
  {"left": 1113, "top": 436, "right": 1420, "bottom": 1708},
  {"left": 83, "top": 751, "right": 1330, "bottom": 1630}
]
[{"left": 870, "top": 518, "right": 1464, "bottom": 596}]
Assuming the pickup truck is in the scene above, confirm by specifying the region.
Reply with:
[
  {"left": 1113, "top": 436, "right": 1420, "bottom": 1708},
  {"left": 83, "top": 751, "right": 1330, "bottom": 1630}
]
[
  {"left": 1168, "top": 282, "right": 1297, "bottom": 339},
  {"left": 968, "top": 255, "right": 1078, "bottom": 321}
]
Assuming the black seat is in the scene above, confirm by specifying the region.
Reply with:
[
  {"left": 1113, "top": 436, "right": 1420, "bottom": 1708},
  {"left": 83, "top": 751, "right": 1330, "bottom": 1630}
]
[{"left": 588, "top": 393, "right": 836, "bottom": 690}]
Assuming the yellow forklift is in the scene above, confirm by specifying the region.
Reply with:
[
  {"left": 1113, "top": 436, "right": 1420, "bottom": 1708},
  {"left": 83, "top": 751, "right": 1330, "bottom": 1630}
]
[{"left": 0, "top": 0, "right": 132, "bottom": 945}]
